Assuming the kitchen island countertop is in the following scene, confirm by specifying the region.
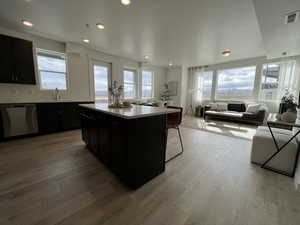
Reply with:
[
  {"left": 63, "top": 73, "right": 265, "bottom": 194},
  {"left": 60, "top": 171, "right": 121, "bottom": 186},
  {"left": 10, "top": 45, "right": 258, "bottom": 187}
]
[{"left": 79, "top": 103, "right": 180, "bottom": 119}]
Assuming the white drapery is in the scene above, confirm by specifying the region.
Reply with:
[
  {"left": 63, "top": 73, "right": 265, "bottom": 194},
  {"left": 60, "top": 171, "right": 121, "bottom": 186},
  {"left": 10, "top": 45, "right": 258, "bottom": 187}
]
[
  {"left": 187, "top": 67, "right": 206, "bottom": 114},
  {"left": 277, "top": 60, "right": 298, "bottom": 99}
]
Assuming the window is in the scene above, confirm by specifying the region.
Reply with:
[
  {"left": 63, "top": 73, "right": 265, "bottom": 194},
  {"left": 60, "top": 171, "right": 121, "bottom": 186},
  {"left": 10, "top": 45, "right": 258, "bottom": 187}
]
[
  {"left": 142, "top": 71, "right": 154, "bottom": 98},
  {"left": 37, "top": 49, "right": 68, "bottom": 90},
  {"left": 94, "top": 64, "right": 110, "bottom": 100},
  {"left": 123, "top": 69, "right": 137, "bottom": 99},
  {"left": 259, "top": 61, "right": 297, "bottom": 101},
  {"left": 216, "top": 66, "right": 256, "bottom": 100},
  {"left": 196, "top": 71, "right": 213, "bottom": 101},
  {"left": 260, "top": 64, "right": 280, "bottom": 101}
]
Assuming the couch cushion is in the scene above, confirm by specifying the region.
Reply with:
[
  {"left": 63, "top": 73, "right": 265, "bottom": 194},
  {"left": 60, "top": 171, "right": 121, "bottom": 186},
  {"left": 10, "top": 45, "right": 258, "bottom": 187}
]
[
  {"left": 242, "top": 112, "right": 258, "bottom": 120},
  {"left": 209, "top": 103, "right": 218, "bottom": 111},
  {"left": 227, "top": 103, "right": 246, "bottom": 112},
  {"left": 206, "top": 110, "right": 243, "bottom": 118},
  {"left": 246, "top": 104, "right": 261, "bottom": 113},
  {"left": 217, "top": 103, "right": 228, "bottom": 111}
]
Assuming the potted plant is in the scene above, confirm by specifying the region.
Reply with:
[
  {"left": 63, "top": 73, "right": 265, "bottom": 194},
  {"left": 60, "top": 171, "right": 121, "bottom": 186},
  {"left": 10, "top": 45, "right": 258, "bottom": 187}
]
[
  {"left": 160, "top": 83, "right": 172, "bottom": 101},
  {"left": 109, "top": 80, "right": 123, "bottom": 107},
  {"left": 281, "top": 89, "right": 297, "bottom": 113}
]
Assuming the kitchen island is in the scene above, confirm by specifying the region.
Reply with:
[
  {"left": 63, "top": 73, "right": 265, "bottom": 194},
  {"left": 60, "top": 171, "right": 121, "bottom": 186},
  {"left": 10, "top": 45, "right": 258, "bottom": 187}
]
[{"left": 79, "top": 103, "right": 179, "bottom": 189}]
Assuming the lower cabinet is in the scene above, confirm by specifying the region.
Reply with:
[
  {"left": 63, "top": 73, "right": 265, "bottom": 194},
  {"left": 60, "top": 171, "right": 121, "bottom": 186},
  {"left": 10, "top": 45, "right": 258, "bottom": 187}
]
[
  {"left": 37, "top": 103, "right": 63, "bottom": 133},
  {"left": 37, "top": 102, "right": 92, "bottom": 134},
  {"left": 79, "top": 109, "right": 111, "bottom": 165},
  {"left": 0, "top": 102, "right": 93, "bottom": 141}
]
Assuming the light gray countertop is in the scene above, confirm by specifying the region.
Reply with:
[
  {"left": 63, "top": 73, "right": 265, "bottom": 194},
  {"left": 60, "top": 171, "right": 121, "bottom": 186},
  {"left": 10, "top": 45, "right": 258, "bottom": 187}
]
[{"left": 79, "top": 103, "right": 180, "bottom": 119}]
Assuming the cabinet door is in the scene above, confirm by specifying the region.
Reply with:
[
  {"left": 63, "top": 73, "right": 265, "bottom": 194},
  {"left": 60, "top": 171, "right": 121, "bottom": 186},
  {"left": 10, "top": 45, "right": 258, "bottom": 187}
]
[
  {"left": 62, "top": 103, "right": 81, "bottom": 130},
  {"left": 0, "top": 34, "right": 14, "bottom": 83},
  {"left": 37, "top": 104, "right": 62, "bottom": 134},
  {"left": 79, "top": 112, "right": 98, "bottom": 154},
  {"left": 12, "top": 38, "right": 36, "bottom": 84},
  {"left": 97, "top": 114, "right": 111, "bottom": 166}
]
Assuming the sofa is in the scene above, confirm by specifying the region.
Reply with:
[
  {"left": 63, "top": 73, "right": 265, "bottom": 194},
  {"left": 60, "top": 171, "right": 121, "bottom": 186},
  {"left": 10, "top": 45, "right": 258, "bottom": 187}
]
[{"left": 204, "top": 103, "right": 266, "bottom": 125}]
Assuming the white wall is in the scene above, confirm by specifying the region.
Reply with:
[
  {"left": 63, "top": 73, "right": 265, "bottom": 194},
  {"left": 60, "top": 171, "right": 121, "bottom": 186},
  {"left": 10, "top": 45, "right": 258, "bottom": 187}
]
[
  {"left": 0, "top": 27, "right": 166, "bottom": 103},
  {"left": 166, "top": 66, "right": 182, "bottom": 106},
  {"left": 180, "top": 65, "right": 189, "bottom": 113},
  {"left": 165, "top": 65, "right": 189, "bottom": 112}
]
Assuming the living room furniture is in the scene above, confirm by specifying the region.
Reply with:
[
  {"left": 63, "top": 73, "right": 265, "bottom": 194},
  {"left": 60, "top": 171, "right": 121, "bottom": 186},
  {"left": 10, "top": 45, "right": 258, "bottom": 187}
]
[
  {"left": 251, "top": 125, "right": 299, "bottom": 176},
  {"left": 166, "top": 106, "right": 184, "bottom": 162},
  {"left": 204, "top": 103, "right": 266, "bottom": 125},
  {"left": 259, "top": 113, "right": 300, "bottom": 176}
]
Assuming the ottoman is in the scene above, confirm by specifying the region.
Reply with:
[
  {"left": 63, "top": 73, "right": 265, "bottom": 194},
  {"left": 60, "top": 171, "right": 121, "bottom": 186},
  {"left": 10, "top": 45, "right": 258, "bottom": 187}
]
[{"left": 251, "top": 126, "right": 299, "bottom": 176}]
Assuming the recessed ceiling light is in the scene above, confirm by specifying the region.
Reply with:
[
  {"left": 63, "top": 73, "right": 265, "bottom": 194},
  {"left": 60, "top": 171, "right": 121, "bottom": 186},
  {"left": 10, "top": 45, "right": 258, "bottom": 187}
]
[
  {"left": 169, "top": 62, "right": 173, "bottom": 67},
  {"left": 121, "top": 0, "right": 131, "bottom": 5},
  {"left": 222, "top": 50, "right": 231, "bottom": 57},
  {"left": 21, "top": 19, "right": 33, "bottom": 27},
  {"left": 82, "top": 38, "right": 90, "bottom": 43},
  {"left": 96, "top": 23, "right": 105, "bottom": 29},
  {"left": 144, "top": 55, "right": 149, "bottom": 60}
]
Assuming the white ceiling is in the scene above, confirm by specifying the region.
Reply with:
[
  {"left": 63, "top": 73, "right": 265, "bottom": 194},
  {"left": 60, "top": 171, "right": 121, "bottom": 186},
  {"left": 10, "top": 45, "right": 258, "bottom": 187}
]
[
  {"left": 253, "top": 0, "right": 300, "bottom": 59},
  {"left": 0, "top": 0, "right": 268, "bottom": 66}
]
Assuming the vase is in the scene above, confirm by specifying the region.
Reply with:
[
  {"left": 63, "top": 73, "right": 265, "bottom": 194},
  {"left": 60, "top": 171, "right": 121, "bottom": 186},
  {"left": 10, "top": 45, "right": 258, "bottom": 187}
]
[
  {"left": 281, "top": 111, "right": 297, "bottom": 123},
  {"left": 112, "top": 94, "right": 121, "bottom": 106}
]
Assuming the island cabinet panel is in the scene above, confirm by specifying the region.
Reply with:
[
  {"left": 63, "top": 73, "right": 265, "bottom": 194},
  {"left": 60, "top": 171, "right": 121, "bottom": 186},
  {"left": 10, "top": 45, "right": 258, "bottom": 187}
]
[{"left": 79, "top": 107, "right": 167, "bottom": 189}]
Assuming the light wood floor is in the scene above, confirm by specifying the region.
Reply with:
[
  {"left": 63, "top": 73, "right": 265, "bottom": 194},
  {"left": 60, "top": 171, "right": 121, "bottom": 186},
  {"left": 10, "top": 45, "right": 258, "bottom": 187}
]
[{"left": 1, "top": 126, "right": 300, "bottom": 225}]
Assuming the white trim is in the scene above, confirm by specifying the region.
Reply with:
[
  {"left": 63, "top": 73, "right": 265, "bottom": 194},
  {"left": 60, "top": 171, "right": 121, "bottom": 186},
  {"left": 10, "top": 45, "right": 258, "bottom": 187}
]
[
  {"left": 90, "top": 60, "right": 112, "bottom": 102},
  {"left": 123, "top": 68, "right": 138, "bottom": 99},
  {"left": 215, "top": 65, "right": 257, "bottom": 101},
  {"left": 141, "top": 70, "right": 154, "bottom": 99},
  {"left": 36, "top": 48, "right": 69, "bottom": 91}
]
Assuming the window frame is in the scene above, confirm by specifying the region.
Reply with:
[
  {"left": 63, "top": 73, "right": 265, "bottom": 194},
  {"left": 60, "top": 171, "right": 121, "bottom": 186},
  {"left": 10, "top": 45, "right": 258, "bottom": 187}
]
[
  {"left": 215, "top": 65, "right": 257, "bottom": 101},
  {"left": 141, "top": 70, "right": 154, "bottom": 99},
  {"left": 123, "top": 68, "right": 138, "bottom": 99},
  {"left": 259, "top": 63, "right": 281, "bottom": 102},
  {"left": 93, "top": 62, "right": 112, "bottom": 102},
  {"left": 259, "top": 61, "right": 297, "bottom": 102},
  {"left": 36, "top": 48, "right": 69, "bottom": 91}
]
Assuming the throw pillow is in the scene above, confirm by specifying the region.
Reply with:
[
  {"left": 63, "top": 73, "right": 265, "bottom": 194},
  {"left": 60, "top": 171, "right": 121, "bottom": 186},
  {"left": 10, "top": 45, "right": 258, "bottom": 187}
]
[
  {"left": 246, "top": 104, "right": 260, "bottom": 113},
  {"left": 217, "top": 103, "right": 228, "bottom": 111},
  {"left": 210, "top": 103, "right": 218, "bottom": 111}
]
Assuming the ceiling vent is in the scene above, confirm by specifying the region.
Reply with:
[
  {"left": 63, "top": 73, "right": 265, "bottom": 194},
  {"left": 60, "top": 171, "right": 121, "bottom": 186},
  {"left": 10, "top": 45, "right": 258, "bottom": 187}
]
[{"left": 285, "top": 10, "right": 300, "bottom": 24}]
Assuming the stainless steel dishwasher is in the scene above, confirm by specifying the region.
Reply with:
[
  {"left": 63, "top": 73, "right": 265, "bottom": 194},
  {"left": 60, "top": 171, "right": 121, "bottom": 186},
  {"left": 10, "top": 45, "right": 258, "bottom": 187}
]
[{"left": 0, "top": 104, "right": 38, "bottom": 138}]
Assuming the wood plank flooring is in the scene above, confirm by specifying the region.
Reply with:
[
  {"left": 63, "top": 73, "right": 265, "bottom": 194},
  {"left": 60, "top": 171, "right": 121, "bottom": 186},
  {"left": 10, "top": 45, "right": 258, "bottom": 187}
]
[{"left": 1, "top": 126, "right": 300, "bottom": 225}]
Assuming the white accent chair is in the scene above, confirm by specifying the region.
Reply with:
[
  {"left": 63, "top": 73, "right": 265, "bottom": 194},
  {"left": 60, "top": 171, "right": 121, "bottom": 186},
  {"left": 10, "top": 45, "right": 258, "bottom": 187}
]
[{"left": 251, "top": 126, "right": 299, "bottom": 176}]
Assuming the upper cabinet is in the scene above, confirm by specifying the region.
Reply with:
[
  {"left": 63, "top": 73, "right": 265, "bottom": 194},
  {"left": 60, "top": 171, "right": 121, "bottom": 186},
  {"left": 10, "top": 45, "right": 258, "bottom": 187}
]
[
  {"left": 0, "top": 34, "right": 13, "bottom": 83},
  {"left": 0, "top": 34, "right": 36, "bottom": 85}
]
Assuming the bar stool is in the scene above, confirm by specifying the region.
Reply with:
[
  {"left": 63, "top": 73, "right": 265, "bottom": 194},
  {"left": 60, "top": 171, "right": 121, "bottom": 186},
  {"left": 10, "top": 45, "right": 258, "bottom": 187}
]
[{"left": 166, "top": 106, "right": 184, "bottom": 162}]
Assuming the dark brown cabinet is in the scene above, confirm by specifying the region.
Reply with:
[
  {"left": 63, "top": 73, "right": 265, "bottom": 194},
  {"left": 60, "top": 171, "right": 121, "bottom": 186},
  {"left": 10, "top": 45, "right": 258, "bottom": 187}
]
[
  {"left": 0, "top": 34, "right": 13, "bottom": 83},
  {"left": 37, "top": 102, "right": 92, "bottom": 134},
  {"left": 37, "top": 103, "right": 63, "bottom": 133},
  {"left": 12, "top": 38, "right": 36, "bottom": 84},
  {"left": 0, "top": 34, "right": 36, "bottom": 85}
]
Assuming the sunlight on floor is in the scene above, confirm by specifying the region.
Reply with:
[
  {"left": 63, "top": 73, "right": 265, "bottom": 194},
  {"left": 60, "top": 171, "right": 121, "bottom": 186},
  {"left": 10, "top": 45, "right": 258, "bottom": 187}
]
[{"left": 181, "top": 116, "right": 257, "bottom": 140}]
